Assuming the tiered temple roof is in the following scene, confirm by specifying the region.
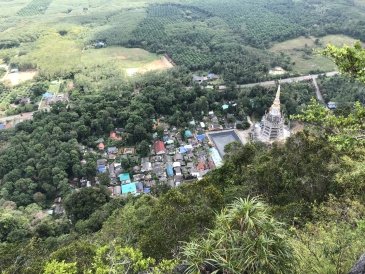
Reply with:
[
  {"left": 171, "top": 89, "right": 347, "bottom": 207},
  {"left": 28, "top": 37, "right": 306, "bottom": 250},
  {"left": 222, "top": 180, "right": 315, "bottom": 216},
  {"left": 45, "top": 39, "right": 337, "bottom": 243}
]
[{"left": 260, "top": 85, "right": 284, "bottom": 141}]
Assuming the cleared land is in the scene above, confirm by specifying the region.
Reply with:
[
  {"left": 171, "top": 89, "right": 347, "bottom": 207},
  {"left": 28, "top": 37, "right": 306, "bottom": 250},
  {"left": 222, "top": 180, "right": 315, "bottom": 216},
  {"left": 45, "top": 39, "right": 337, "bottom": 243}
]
[
  {"left": 0, "top": 0, "right": 174, "bottom": 80},
  {"left": 2, "top": 70, "right": 37, "bottom": 86},
  {"left": 10, "top": 31, "right": 172, "bottom": 78},
  {"left": 82, "top": 47, "right": 173, "bottom": 76},
  {"left": 270, "top": 35, "right": 361, "bottom": 74}
]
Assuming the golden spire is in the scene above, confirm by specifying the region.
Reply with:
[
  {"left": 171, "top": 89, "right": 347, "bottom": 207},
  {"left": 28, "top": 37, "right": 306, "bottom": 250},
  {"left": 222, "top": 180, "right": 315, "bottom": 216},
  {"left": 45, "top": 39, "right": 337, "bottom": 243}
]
[{"left": 269, "top": 85, "right": 281, "bottom": 116}]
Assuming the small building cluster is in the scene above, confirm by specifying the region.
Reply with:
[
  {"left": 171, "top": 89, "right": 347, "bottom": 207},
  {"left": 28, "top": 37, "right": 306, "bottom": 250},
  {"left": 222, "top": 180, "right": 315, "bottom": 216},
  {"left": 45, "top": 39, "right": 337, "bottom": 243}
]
[
  {"left": 41, "top": 92, "right": 69, "bottom": 107},
  {"left": 192, "top": 73, "right": 219, "bottom": 84},
  {"left": 72, "top": 97, "right": 253, "bottom": 197},
  {"left": 88, "top": 121, "right": 238, "bottom": 197}
]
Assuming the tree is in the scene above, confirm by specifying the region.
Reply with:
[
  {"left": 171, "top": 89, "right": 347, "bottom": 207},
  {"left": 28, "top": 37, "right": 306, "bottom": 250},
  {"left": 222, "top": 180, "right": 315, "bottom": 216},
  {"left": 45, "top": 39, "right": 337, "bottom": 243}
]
[
  {"left": 97, "top": 173, "right": 110, "bottom": 186},
  {"left": 49, "top": 241, "right": 96, "bottom": 273},
  {"left": 139, "top": 182, "right": 223, "bottom": 260},
  {"left": 64, "top": 187, "right": 110, "bottom": 223},
  {"left": 137, "top": 140, "right": 151, "bottom": 157},
  {"left": 182, "top": 197, "right": 295, "bottom": 274},
  {"left": 44, "top": 260, "right": 77, "bottom": 274},
  {"left": 45, "top": 244, "right": 177, "bottom": 274},
  {"left": 293, "top": 99, "right": 365, "bottom": 150},
  {"left": 292, "top": 196, "right": 365, "bottom": 274},
  {"left": 323, "top": 42, "right": 365, "bottom": 83},
  {"left": 0, "top": 212, "right": 28, "bottom": 242}
]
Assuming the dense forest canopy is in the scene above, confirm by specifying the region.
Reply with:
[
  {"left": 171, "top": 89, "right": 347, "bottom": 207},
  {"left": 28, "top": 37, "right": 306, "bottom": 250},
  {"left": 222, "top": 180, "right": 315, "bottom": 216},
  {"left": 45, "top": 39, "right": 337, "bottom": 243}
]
[{"left": 1, "top": 0, "right": 365, "bottom": 273}]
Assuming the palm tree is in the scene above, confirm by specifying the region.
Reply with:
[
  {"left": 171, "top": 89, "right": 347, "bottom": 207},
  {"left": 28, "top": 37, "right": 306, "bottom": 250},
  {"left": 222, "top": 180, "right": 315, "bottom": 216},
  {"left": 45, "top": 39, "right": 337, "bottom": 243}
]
[{"left": 182, "top": 197, "right": 295, "bottom": 274}]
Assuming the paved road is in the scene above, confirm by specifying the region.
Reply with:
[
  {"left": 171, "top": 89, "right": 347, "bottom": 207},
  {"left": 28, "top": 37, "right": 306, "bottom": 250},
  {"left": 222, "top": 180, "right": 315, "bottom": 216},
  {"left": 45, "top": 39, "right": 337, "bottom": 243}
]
[
  {"left": 236, "top": 71, "right": 339, "bottom": 105},
  {"left": 237, "top": 71, "right": 339, "bottom": 89},
  {"left": 0, "top": 112, "right": 34, "bottom": 127},
  {"left": 312, "top": 77, "right": 325, "bottom": 104}
]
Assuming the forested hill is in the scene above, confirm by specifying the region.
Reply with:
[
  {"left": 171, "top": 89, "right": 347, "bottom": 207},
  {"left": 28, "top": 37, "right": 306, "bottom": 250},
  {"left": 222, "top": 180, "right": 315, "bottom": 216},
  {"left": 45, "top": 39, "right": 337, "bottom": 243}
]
[
  {"left": 91, "top": 0, "right": 365, "bottom": 82},
  {"left": 1, "top": 0, "right": 365, "bottom": 83},
  {"left": 1, "top": 42, "right": 365, "bottom": 273},
  {"left": 2, "top": 0, "right": 365, "bottom": 273}
]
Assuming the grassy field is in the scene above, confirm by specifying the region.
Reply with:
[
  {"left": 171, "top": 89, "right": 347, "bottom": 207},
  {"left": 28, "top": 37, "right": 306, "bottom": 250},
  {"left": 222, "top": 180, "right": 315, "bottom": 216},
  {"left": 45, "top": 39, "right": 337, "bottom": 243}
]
[
  {"left": 1, "top": 25, "right": 172, "bottom": 79},
  {"left": 81, "top": 47, "right": 172, "bottom": 76},
  {"left": 270, "top": 35, "right": 361, "bottom": 74},
  {"left": 0, "top": 0, "right": 174, "bottom": 80}
]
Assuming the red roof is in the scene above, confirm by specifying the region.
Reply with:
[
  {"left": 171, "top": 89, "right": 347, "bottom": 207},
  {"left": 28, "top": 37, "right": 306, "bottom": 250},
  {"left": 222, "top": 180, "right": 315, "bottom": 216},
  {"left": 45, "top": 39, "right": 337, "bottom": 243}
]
[
  {"left": 110, "top": 131, "right": 122, "bottom": 141},
  {"left": 98, "top": 143, "right": 105, "bottom": 150},
  {"left": 197, "top": 162, "right": 206, "bottom": 171},
  {"left": 154, "top": 141, "right": 166, "bottom": 154}
]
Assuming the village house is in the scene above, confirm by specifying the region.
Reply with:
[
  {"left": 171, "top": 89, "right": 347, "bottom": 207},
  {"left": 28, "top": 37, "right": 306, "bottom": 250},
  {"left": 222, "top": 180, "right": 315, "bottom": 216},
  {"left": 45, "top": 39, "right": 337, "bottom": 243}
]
[
  {"left": 121, "top": 182, "right": 137, "bottom": 195},
  {"left": 97, "top": 143, "right": 105, "bottom": 151},
  {"left": 328, "top": 101, "right": 337, "bottom": 110},
  {"left": 97, "top": 159, "right": 107, "bottom": 173},
  {"left": 123, "top": 147, "right": 135, "bottom": 154},
  {"left": 119, "top": 173, "right": 132, "bottom": 184},
  {"left": 192, "top": 75, "right": 208, "bottom": 84},
  {"left": 154, "top": 140, "right": 166, "bottom": 155},
  {"left": 141, "top": 161, "right": 152, "bottom": 172},
  {"left": 107, "top": 147, "right": 118, "bottom": 154},
  {"left": 110, "top": 131, "right": 122, "bottom": 141}
]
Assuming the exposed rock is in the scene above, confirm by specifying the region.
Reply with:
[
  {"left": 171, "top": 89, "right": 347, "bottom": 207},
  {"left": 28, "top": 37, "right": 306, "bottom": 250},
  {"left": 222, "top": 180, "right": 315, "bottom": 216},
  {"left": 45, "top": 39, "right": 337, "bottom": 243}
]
[{"left": 350, "top": 253, "right": 365, "bottom": 274}]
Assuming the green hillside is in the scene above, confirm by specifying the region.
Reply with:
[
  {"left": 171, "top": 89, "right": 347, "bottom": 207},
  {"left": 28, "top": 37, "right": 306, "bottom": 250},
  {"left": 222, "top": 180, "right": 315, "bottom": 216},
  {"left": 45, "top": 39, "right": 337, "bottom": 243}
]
[{"left": 1, "top": 0, "right": 365, "bottom": 273}]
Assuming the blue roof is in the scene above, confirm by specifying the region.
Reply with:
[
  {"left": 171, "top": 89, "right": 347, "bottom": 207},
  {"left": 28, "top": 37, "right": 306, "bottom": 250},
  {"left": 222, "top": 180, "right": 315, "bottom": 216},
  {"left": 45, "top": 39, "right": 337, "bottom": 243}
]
[
  {"left": 0, "top": 123, "right": 5, "bottom": 130},
  {"left": 136, "top": 182, "right": 144, "bottom": 191},
  {"left": 42, "top": 92, "right": 53, "bottom": 99},
  {"left": 166, "top": 165, "right": 174, "bottom": 177},
  {"left": 184, "top": 130, "right": 193, "bottom": 138},
  {"left": 97, "top": 165, "right": 106, "bottom": 173},
  {"left": 179, "top": 146, "right": 188, "bottom": 154},
  {"left": 119, "top": 173, "right": 131, "bottom": 182},
  {"left": 196, "top": 134, "right": 206, "bottom": 142},
  {"left": 122, "top": 183, "right": 137, "bottom": 194},
  {"left": 107, "top": 147, "right": 118, "bottom": 153},
  {"left": 144, "top": 188, "right": 151, "bottom": 194}
]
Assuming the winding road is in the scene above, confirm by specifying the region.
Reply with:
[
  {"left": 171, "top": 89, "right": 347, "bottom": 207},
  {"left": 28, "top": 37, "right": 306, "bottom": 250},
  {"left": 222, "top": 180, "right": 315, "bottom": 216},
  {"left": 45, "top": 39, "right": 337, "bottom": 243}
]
[
  {"left": 236, "top": 71, "right": 339, "bottom": 104},
  {"left": 0, "top": 112, "right": 34, "bottom": 128}
]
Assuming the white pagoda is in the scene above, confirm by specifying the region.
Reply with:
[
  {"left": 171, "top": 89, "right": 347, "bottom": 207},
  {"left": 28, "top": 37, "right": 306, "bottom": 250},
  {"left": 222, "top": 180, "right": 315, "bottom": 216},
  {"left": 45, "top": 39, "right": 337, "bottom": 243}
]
[{"left": 260, "top": 85, "right": 285, "bottom": 141}]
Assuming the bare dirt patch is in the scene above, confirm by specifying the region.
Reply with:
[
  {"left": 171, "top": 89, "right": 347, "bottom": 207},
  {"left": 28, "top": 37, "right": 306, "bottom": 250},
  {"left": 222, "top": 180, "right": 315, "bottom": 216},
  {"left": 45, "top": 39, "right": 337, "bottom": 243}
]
[
  {"left": 3, "top": 70, "right": 38, "bottom": 86},
  {"left": 125, "top": 56, "right": 174, "bottom": 76},
  {"left": 269, "top": 66, "right": 287, "bottom": 75},
  {"left": 126, "top": 68, "right": 139, "bottom": 77},
  {"left": 144, "top": 56, "right": 174, "bottom": 71}
]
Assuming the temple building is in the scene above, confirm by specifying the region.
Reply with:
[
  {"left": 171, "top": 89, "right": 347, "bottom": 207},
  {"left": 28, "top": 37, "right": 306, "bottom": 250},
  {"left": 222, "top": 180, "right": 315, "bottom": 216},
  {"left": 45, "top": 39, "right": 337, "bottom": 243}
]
[{"left": 260, "top": 85, "right": 285, "bottom": 141}]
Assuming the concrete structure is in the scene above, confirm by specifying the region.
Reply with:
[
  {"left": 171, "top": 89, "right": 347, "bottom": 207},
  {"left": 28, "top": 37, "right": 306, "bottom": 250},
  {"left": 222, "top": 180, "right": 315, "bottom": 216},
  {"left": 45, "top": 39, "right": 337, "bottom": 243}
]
[
  {"left": 208, "top": 130, "right": 241, "bottom": 157},
  {"left": 260, "top": 85, "right": 284, "bottom": 141}
]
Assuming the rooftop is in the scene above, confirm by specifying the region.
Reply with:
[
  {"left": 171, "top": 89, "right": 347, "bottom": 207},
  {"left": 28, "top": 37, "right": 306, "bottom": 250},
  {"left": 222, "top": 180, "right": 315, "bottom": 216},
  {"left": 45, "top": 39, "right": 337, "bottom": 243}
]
[{"left": 122, "top": 183, "right": 137, "bottom": 194}]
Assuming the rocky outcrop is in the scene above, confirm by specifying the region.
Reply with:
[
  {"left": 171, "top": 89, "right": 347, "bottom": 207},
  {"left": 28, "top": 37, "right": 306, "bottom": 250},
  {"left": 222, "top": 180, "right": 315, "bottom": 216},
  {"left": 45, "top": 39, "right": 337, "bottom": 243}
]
[{"left": 350, "top": 254, "right": 365, "bottom": 274}]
